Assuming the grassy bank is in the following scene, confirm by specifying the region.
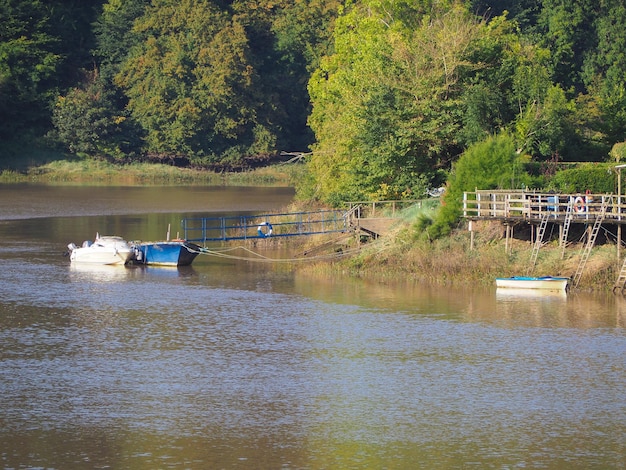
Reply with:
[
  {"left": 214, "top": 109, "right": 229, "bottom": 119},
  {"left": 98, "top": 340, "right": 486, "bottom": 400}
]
[
  {"left": 297, "top": 218, "right": 619, "bottom": 292},
  {"left": 0, "top": 157, "right": 304, "bottom": 186}
]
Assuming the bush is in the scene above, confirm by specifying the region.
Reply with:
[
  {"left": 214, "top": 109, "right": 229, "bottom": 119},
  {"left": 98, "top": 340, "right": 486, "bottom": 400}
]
[
  {"left": 548, "top": 163, "right": 616, "bottom": 193},
  {"left": 426, "top": 132, "right": 531, "bottom": 239}
]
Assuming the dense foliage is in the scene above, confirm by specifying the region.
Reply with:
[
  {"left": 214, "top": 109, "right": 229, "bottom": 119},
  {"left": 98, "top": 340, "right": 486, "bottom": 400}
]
[
  {"left": 2, "top": 0, "right": 626, "bottom": 207},
  {"left": 302, "top": 0, "right": 626, "bottom": 204},
  {"left": 0, "top": 0, "right": 101, "bottom": 139},
  {"left": 427, "top": 133, "right": 530, "bottom": 238},
  {"left": 548, "top": 163, "right": 617, "bottom": 194}
]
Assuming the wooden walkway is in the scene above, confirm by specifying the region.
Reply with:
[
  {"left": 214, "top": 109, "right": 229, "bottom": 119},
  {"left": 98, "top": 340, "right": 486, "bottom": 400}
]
[
  {"left": 345, "top": 199, "right": 424, "bottom": 238},
  {"left": 357, "top": 218, "right": 398, "bottom": 238},
  {"left": 463, "top": 190, "right": 626, "bottom": 224}
]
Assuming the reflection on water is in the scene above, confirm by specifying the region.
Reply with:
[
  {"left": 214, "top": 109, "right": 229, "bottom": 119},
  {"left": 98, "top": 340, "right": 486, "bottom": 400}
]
[
  {"left": 69, "top": 263, "right": 133, "bottom": 281},
  {"left": 291, "top": 271, "right": 626, "bottom": 329},
  {"left": 491, "top": 288, "right": 626, "bottom": 329},
  {"left": 0, "top": 185, "right": 625, "bottom": 469},
  {"left": 495, "top": 287, "right": 568, "bottom": 300},
  {"left": 0, "top": 183, "right": 295, "bottom": 220},
  {"left": 68, "top": 263, "right": 197, "bottom": 283}
]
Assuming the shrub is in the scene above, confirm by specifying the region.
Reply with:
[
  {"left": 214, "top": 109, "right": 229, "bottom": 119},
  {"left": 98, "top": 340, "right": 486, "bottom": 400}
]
[
  {"left": 426, "top": 132, "right": 531, "bottom": 239},
  {"left": 548, "top": 162, "right": 616, "bottom": 194}
]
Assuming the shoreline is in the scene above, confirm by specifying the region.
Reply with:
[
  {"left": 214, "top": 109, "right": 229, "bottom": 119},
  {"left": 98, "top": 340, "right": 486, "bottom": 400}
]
[{"left": 2, "top": 159, "right": 619, "bottom": 292}]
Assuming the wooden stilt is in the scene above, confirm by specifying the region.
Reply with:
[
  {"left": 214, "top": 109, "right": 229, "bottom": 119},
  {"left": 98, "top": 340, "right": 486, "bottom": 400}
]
[
  {"left": 505, "top": 224, "right": 510, "bottom": 253},
  {"left": 510, "top": 224, "right": 514, "bottom": 253},
  {"left": 618, "top": 225, "right": 622, "bottom": 263}
]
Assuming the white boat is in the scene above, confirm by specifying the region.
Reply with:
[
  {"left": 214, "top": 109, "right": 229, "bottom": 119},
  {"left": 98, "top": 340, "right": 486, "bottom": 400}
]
[
  {"left": 495, "top": 276, "right": 570, "bottom": 291},
  {"left": 67, "top": 234, "right": 134, "bottom": 265}
]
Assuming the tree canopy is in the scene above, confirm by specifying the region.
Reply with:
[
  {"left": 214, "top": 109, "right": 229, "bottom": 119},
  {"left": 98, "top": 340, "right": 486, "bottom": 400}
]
[{"left": 3, "top": 0, "right": 626, "bottom": 207}]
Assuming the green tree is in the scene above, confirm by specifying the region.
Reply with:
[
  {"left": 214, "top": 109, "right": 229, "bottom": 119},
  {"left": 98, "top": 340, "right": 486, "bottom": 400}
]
[
  {"left": 115, "top": 0, "right": 283, "bottom": 161},
  {"left": 52, "top": 70, "right": 142, "bottom": 159},
  {"left": 471, "top": 0, "right": 619, "bottom": 161},
  {"left": 94, "top": 0, "right": 150, "bottom": 76},
  {"left": 304, "top": 1, "right": 482, "bottom": 205},
  {"left": 582, "top": 0, "right": 626, "bottom": 145},
  {"left": 246, "top": 0, "right": 341, "bottom": 151},
  {"left": 0, "top": 0, "right": 61, "bottom": 139},
  {"left": 51, "top": 0, "right": 147, "bottom": 159},
  {"left": 536, "top": 0, "right": 596, "bottom": 96},
  {"left": 469, "top": 0, "right": 541, "bottom": 30},
  {"left": 0, "top": 0, "right": 104, "bottom": 162},
  {"left": 458, "top": 14, "right": 521, "bottom": 146},
  {"left": 462, "top": 11, "right": 580, "bottom": 160},
  {"left": 549, "top": 162, "right": 615, "bottom": 193}
]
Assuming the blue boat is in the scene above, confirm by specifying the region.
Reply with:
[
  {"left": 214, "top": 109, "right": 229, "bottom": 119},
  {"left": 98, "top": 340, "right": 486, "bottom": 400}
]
[{"left": 133, "top": 240, "right": 201, "bottom": 266}]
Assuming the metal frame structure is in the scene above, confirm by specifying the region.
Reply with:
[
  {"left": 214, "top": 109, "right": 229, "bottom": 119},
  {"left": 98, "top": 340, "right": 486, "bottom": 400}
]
[{"left": 181, "top": 210, "right": 349, "bottom": 243}]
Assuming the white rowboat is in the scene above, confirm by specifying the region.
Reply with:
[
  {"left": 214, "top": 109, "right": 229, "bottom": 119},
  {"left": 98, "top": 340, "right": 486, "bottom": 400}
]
[{"left": 495, "top": 276, "right": 570, "bottom": 291}]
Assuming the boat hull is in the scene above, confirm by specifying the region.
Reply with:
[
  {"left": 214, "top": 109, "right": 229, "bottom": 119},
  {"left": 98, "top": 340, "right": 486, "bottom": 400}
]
[
  {"left": 133, "top": 241, "right": 200, "bottom": 266},
  {"left": 495, "top": 276, "right": 570, "bottom": 291}
]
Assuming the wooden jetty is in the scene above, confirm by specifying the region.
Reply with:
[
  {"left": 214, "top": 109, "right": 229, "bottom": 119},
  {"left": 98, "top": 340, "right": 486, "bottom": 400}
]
[
  {"left": 463, "top": 190, "right": 625, "bottom": 224},
  {"left": 345, "top": 199, "right": 421, "bottom": 239},
  {"left": 462, "top": 190, "right": 625, "bottom": 248},
  {"left": 463, "top": 190, "right": 626, "bottom": 290}
]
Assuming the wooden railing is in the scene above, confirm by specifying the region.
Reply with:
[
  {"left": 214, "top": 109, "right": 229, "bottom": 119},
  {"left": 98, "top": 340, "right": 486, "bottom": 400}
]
[
  {"left": 345, "top": 199, "right": 429, "bottom": 219},
  {"left": 463, "top": 190, "right": 626, "bottom": 222}
]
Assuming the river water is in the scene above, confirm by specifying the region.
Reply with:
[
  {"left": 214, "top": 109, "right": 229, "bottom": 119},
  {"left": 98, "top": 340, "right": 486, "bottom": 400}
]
[{"left": 0, "top": 184, "right": 625, "bottom": 469}]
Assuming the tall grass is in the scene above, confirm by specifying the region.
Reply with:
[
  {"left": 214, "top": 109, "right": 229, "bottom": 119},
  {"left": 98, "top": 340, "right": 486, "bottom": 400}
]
[
  {"left": 308, "top": 218, "right": 619, "bottom": 291},
  {"left": 0, "top": 158, "right": 305, "bottom": 186}
]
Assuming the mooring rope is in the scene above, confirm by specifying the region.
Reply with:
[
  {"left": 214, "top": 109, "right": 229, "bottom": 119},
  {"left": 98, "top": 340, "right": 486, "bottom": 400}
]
[{"left": 188, "top": 242, "right": 390, "bottom": 263}]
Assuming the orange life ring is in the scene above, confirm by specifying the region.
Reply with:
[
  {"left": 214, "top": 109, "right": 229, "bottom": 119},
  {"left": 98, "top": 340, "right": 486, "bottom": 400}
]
[{"left": 574, "top": 196, "right": 585, "bottom": 213}]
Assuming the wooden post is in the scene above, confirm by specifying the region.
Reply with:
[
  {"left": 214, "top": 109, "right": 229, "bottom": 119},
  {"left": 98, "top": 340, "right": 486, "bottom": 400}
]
[
  {"left": 469, "top": 220, "right": 474, "bottom": 251},
  {"left": 505, "top": 224, "right": 509, "bottom": 253},
  {"left": 616, "top": 165, "right": 625, "bottom": 263},
  {"left": 618, "top": 225, "right": 622, "bottom": 262}
]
